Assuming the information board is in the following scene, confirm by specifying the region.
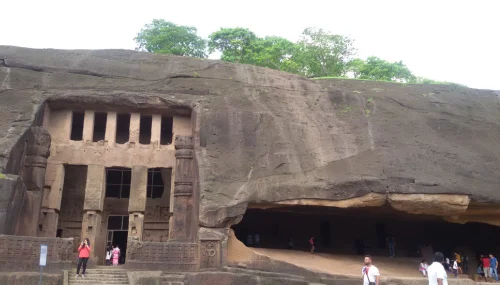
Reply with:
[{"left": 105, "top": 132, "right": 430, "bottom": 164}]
[{"left": 39, "top": 245, "right": 47, "bottom": 267}]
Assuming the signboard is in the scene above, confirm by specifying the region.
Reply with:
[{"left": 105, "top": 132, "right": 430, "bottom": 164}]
[{"left": 39, "top": 245, "right": 47, "bottom": 267}]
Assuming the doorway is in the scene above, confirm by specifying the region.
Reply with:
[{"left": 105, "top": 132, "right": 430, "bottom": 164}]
[{"left": 107, "top": 215, "right": 129, "bottom": 264}]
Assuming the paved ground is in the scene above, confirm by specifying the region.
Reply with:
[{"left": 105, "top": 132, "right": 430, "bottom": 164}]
[{"left": 253, "top": 247, "right": 472, "bottom": 279}]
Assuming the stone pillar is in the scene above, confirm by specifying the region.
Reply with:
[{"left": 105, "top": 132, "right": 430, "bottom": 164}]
[
  {"left": 169, "top": 136, "right": 197, "bottom": 242},
  {"left": 129, "top": 113, "right": 141, "bottom": 144},
  {"left": 38, "top": 163, "right": 65, "bottom": 237},
  {"left": 81, "top": 165, "right": 105, "bottom": 261},
  {"left": 16, "top": 127, "right": 51, "bottom": 236},
  {"left": 105, "top": 112, "right": 117, "bottom": 145},
  {"left": 151, "top": 115, "right": 162, "bottom": 147},
  {"left": 82, "top": 110, "right": 95, "bottom": 143},
  {"left": 127, "top": 166, "right": 147, "bottom": 242}
]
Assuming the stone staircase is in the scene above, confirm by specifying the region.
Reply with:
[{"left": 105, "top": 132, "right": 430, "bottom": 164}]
[
  {"left": 161, "top": 273, "right": 185, "bottom": 285},
  {"left": 69, "top": 267, "right": 129, "bottom": 285}
]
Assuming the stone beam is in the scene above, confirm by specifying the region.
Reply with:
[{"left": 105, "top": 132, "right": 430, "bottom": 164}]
[
  {"left": 82, "top": 110, "right": 94, "bottom": 143},
  {"left": 105, "top": 111, "right": 117, "bottom": 145},
  {"left": 128, "top": 166, "right": 147, "bottom": 241},
  {"left": 169, "top": 136, "right": 197, "bottom": 242},
  {"left": 38, "top": 163, "right": 65, "bottom": 237},
  {"left": 81, "top": 164, "right": 105, "bottom": 261},
  {"left": 129, "top": 113, "right": 141, "bottom": 144}
]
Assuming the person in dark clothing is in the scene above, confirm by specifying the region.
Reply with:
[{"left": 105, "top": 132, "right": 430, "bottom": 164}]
[{"left": 462, "top": 254, "right": 469, "bottom": 274}]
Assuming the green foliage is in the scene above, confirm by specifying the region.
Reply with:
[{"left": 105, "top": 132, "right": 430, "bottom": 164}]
[
  {"left": 296, "top": 28, "right": 356, "bottom": 77},
  {"left": 134, "top": 19, "right": 207, "bottom": 58},
  {"left": 134, "top": 19, "right": 465, "bottom": 87},
  {"left": 348, "top": 57, "right": 416, "bottom": 83},
  {"left": 208, "top": 28, "right": 257, "bottom": 63}
]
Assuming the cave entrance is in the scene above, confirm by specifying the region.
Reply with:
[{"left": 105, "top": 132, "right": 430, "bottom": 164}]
[{"left": 233, "top": 204, "right": 500, "bottom": 265}]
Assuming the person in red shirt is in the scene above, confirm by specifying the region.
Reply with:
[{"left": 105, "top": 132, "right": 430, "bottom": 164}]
[
  {"left": 76, "top": 238, "right": 91, "bottom": 277},
  {"left": 309, "top": 237, "right": 315, "bottom": 254},
  {"left": 482, "top": 255, "right": 491, "bottom": 280}
]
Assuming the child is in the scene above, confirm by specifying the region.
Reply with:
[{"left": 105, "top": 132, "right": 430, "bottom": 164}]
[{"left": 419, "top": 260, "right": 429, "bottom": 276}]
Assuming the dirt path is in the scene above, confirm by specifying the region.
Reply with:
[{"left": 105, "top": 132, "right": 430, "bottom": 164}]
[{"left": 253, "top": 248, "right": 426, "bottom": 278}]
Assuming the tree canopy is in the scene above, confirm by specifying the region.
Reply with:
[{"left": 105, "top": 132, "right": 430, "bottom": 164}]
[
  {"left": 134, "top": 19, "right": 207, "bottom": 58},
  {"left": 134, "top": 19, "right": 462, "bottom": 86}
]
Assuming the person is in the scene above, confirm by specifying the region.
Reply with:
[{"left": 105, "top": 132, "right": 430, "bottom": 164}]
[
  {"left": 444, "top": 257, "right": 451, "bottom": 272},
  {"left": 287, "top": 238, "right": 294, "bottom": 249},
  {"left": 420, "top": 260, "right": 429, "bottom": 277},
  {"left": 112, "top": 245, "right": 120, "bottom": 266},
  {"left": 76, "top": 238, "right": 91, "bottom": 277},
  {"left": 309, "top": 237, "right": 315, "bottom": 254},
  {"left": 105, "top": 245, "right": 112, "bottom": 266},
  {"left": 462, "top": 254, "right": 469, "bottom": 274},
  {"left": 482, "top": 255, "right": 491, "bottom": 280},
  {"left": 254, "top": 233, "right": 260, "bottom": 247},
  {"left": 452, "top": 259, "right": 458, "bottom": 278},
  {"left": 362, "top": 255, "right": 380, "bottom": 285},
  {"left": 490, "top": 253, "right": 498, "bottom": 282},
  {"left": 454, "top": 253, "right": 462, "bottom": 274},
  {"left": 428, "top": 252, "right": 448, "bottom": 285},
  {"left": 386, "top": 235, "right": 395, "bottom": 257}
]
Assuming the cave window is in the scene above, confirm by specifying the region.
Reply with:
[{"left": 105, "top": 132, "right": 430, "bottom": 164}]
[
  {"left": 147, "top": 168, "right": 165, "bottom": 199},
  {"left": 70, "top": 112, "right": 84, "bottom": 141},
  {"left": 139, "top": 115, "right": 152, "bottom": 145},
  {"left": 116, "top": 114, "right": 130, "bottom": 144},
  {"left": 56, "top": 229, "right": 63, "bottom": 238},
  {"left": 160, "top": 116, "right": 173, "bottom": 145},
  {"left": 105, "top": 167, "right": 131, "bottom": 198},
  {"left": 92, "top": 112, "right": 107, "bottom": 142}
]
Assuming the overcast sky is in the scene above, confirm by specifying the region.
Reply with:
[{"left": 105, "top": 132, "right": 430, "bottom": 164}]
[{"left": 2, "top": 0, "right": 499, "bottom": 90}]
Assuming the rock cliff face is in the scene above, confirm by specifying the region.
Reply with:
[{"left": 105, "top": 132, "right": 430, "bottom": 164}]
[{"left": 1, "top": 46, "right": 499, "bottom": 229}]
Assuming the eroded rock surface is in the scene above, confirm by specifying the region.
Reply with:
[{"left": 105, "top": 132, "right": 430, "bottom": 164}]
[{"left": 1, "top": 46, "right": 500, "bottom": 228}]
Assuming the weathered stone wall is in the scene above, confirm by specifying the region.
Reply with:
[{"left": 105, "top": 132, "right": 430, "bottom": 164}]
[
  {"left": 126, "top": 240, "right": 199, "bottom": 271},
  {"left": 0, "top": 235, "right": 73, "bottom": 272}
]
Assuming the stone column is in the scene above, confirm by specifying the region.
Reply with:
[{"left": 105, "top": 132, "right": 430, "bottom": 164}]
[
  {"left": 38, "top": 163, "right": 65, "bottom": 237},
  {"left": 81, "top": 165, "right": 106, "bottom": 261},
  {"left": 129, "top": 113, "right": 141, "bottom": 144},
  {"left": 151, "top": 115, "right": 162, "bottom": 148},
  {"left": 16, "top": 127, "right": 51, "bottom": 236},
  {"left": 105, "top": 112, "right": 117, "bottom": 145},
  {"left": 82, "top": 110, "right": 95, "bottom": 143},
  {"left": 127, "top": 166, "right": 147, "bottom": 242},
  {"left": 169, "top": 136, "right": 197, "bottom": 242}
]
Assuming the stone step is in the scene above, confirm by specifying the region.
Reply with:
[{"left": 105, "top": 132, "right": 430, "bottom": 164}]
[
  {"left": 70, "top": 277, "right": 129, "bottom": 281},
  {"left": 70, "top": 281, "right": 129, "bottom": 285}
]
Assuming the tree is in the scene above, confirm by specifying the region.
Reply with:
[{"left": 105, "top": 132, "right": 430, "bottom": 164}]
[
  {"left": 208, "top": 28, "right": 257, "bottom": 63},
  {"left": 349, "top": 57, "right": 416, "bottom": 83},
  {"left": 245, "top": 36, "right": 301, "bottom": 73},
  {"left": 134, "top": 19, "right": 207, "bottom": 58},
  {"left": 296, "top": 27, "right": 356, "bottom": 77}
]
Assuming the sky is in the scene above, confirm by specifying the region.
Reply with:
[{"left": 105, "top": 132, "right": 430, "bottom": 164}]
[{"left": 1, "top": 0, "right": 499, "bottom": 90}]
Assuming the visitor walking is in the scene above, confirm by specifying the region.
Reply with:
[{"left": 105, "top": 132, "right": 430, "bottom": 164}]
[
  {"left": 490, "top": 253, "right": 498, "bottom": 282},
  {"left": 105, "top": 245, "right": 112, "bottom": 266},
  {"left": 444, "top": 257, "right": 451, "bottom": 272},
  {"left": 309, "top": 236, "right": 315, "bottom": 253},
  {"left": 452, "top": 259, "right": 459, "bottom": 278},
  {"left": 420, "top": 260, "right": 429, "bottom": 277},
  {"left": 112, "top": 245, "right": 120, "bottom": 266},
  {"left": 387, "top": 235, "right": 395, "bottom": 257},
  {"left": 428, "top": 252, "right": 448, "bottom": 285},
  {"left": 482, "top": 255, "right": 491, "bottom": 280},
  {"left": 362, "top": 255, "right": 380, "bottom": 285},
  {"left": 462, "top": 254, "right": 469, "bottom": 274},
  {"left": 76, "top": 238, "right": 91, "bottom": 278},
  {"left": 454, "top": 252, "right": 462, "bottom": 274}
]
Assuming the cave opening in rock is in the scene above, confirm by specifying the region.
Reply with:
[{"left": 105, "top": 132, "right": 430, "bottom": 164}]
[
  {"left": 92, "top": 112, "right": 107, "bottom": 142},
  {"left": 70, "top": 111, "right": 85, "bottom": 141},
  {"left": 139, "top": 115, "right": 152, "bottom": 145},
  {"left": 232, "top": 204, "right": 500, "bottom": 263},
  {"left": 160, "top": 116, "right": 173, "bottom": 145},
  {"left": 116, "top": 113, "right": 131, "bottom": 144}
]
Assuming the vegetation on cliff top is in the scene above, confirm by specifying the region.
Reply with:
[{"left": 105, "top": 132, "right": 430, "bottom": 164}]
[{"left": 135, "top": 20, "right": 463, "bottom": 86}]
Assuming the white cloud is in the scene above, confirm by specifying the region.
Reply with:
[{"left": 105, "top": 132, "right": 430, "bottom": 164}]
[{"left": 1, "top": 0, "right": 499, "bottom": 89}]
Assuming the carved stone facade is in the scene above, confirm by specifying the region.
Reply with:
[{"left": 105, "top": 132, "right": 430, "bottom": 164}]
[
  {"left": 0, "top": 235, "right": 73, "bottom": 272},
  {"left": 126, "top": 240, "right": 199, "bottom": 271}
]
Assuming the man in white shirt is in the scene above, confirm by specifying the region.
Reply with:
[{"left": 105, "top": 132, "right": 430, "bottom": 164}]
[
  {"left": 428, "top": 252, "right": 448, "bottom": 285},
  {"left": 362, "top": 255, "right": 380, "bottom": 285}
]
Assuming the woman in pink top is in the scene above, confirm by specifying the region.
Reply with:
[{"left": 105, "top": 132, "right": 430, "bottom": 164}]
[
  {"left": 112, "top": 245, "right": 120, "bottom": 266},
  {"left": 76, "top": 238, "right": 91, "bottom": 277}
]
